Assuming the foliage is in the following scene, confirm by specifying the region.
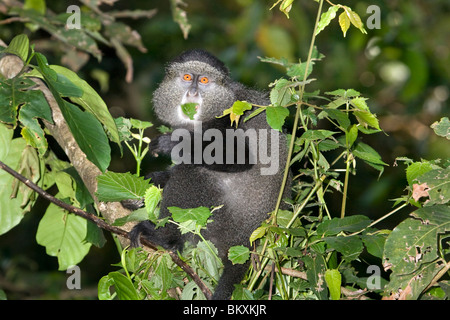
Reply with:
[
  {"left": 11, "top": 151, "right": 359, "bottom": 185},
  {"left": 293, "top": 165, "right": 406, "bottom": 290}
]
[{"left": 0, "top": 0, "right": 448, "bottom": 300}]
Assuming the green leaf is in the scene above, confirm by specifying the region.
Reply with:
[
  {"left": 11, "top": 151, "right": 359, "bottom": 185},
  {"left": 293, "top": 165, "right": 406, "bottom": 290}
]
[
  {"left": 416, "top": 167, "right": 450, "bottom": 206},
  {"left": 144, "top": 185, "right": 162, "bottom": 218},
  {"left": 270, "top": 79, "right": 293, "bottom": 107},
  {"left": 112, "top": 208, "right": 148, "bottom": 226},
  {"left": 98, "top": 275, "right": 115, "bottom": 300},
  {"left": 168, "top": 206, "right": 211, "bottom": 227},
  {"left": 325, "top": 269, "right": 341, "bottom": 300},
  {"left": 317, "top": 215, "right": 371, "bottom": 236},
  {"left": 303, "top": 255, "right": 328, "bottom": 300},
  {"left": 286, "top": 61, "right": 314, "bottom": 79},
  {"left": 96, "top": 171, "right": 151, "bottom": 202},
  {"left": 4, "top": 34, "right": 29, "bottom": 62},
  {"left": 266, "top": 106, "right": 289, "bottom": 131},
  {"left": 181, "top": 102, "right": 198, "bottom": 120},
  {"left": 406, "top": 160, "right": 436, "bottom": 186},
  {"left": 18, "top": 90, "right": 52, "bottom": 155},
  {"left": 338, "top": 11, "right": 350, "bottom": 37},
  {"left": 48, "top": 65, "right": 120, "bottom": 145},
  {"left": 352, "top": 141, "right": 388, "bottom": 167},
  {"left": 0, "top": 124, "right": 37, "bottom": 235},
  {"left": 108, "top": 271, "right": 140, "bottom": 300},
  {"left": 383, "top": 204, "right": 450, "bottom": 276},
  {"left": 228, "top": 245, "right": 250, "bottom": 265},
  {"left": 301, "top": 129, "right": 337, "bottom": 141},
  {"left": 361, "top": 231, "right": 387, "bottom": 259},
  {"left": 250, "top": 226, "right": 268, "bottom": 244},
  {"left": 315, "top": 5, "right": 340, "bottom": 36},
  {"left": 61, "top": 100, "right": 111, "bottom": 172},
  {"left": 34, "top": 53, "right": 111, "bottom": 172},
  {"left": 430, "top": 117, "right": 450, "bottom": 140},
  {"left": 36, "top": 203, "right": 92, "bottom": 270},
  {"left": 324, "top": 235, "right": 364, "bottom": 261},
  {"left": 232, "top": 100, "right": 252, "bottom": 115}
]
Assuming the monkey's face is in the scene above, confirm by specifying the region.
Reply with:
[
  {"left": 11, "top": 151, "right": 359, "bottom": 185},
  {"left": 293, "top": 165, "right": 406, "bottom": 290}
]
[{"left": 153, "top": 61, "right": 235, "bottom": 128}]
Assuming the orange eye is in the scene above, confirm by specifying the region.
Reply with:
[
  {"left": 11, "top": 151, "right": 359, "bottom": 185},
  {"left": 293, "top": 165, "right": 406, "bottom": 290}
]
[
  {"left": 200, "top": 77, "right": 209, "bottom": 84},
  {"left": 183, "top": 74, "right": 192, "bottom": 81}
]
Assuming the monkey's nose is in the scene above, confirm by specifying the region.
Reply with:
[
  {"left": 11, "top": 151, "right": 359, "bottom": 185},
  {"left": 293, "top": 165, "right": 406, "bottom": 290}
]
[{"left": 187, "top": 88, "right": 198, "bottom": 96}]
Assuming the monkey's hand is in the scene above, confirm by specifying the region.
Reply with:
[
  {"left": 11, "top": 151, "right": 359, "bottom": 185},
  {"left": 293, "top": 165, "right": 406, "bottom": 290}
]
[
  {"left": 120, "top": 199, "right": 144, "bottom": 211},
  {"left": 149, "top": 134, "right": 175, "bottom": 157}
]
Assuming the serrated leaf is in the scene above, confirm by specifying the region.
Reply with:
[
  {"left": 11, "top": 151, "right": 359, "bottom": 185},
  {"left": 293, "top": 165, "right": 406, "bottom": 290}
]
[
  {"left": 315, "top": 5, "right": 339, "bottom": 36},
  {"left": 168, "top": 206, "right": 211, "bottom": 227},
  {"left": 406, "top": 161, "right": 436, "bottom": 186},
  {"left": 96, "top": 171, "right": 151, "bottom": 202},
  {"left": 266, "top": 106, "right": 289, "bottom": 131},
  {"left": 270, "top": 79, "right": 293, "bottom": 107},
  {"left": 228, "top": 245, "right": 250, "bottom": 265},
  {"left": 36, "top": 203, "right": 91, "bottom": 270},
  {"left": 144, "top": 185, "right": 162, "bottom": 217},
  {"left": 352, "top": 142, "right": 388, "bottom": 167},
  {"left": 301, "top": 129, "right": 337, "bottom": 141}
]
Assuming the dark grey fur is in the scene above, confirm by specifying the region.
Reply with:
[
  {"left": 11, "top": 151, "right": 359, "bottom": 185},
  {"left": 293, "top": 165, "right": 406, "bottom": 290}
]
[{"left": 129, "top": 49, "right": 289, "bottom": 299}]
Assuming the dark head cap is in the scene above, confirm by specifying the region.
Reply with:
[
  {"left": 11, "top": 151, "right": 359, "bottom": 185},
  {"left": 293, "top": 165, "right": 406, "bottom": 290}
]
[{"left": 170, "top": 49, "right": 229, "bottom": 76}]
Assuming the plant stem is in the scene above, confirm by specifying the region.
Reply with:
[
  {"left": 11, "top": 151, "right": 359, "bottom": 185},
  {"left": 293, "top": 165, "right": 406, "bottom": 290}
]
[{"left": 272, "top": 0, "right": 324, "bottom": 224}]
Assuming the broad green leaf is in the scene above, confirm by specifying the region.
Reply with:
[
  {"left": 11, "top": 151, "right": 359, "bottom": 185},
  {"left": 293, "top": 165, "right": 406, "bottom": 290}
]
[
  {"left": 181, "top": 102, "right": 198, "bottom": 120},
  {"left": 416, "top": 168, "right": 450, "bottom": 206},
  {"left": 232, "top": 100, "right": 252, "bottom": 115},
  {"left": 98, "top": 275, "right": 115, "bottom": 300},
  {"left": 34, "top": 53, "right": 111, "bottom": 172},
  {"left": 346, "top": 7, "right": 367, "bottom": 34},
  {"left": 303, "top": 255, "right": 328, "bottom": 300},
  {"left": 266, "top": 106, "right": 289, "bottom": 131},
  {"left": 383, "top": 204, "right": 450, "bottom": 275},
  {"left": 61, "top": 100, "right": 111, "bottom": 172},
  {"left": 96, "top": 171, "right": 151, "bottom": 202},
  {"left": 168, "top": 206, "right": 211, "bottom": 227},
  {"left": 0, "top": 124, "right": 37, "bottom": 235},
  {"left": 317, "top": 215, "right": 371, "bottom": 236},
  {"left": 4, "top": 34, "right": 29, "bottom": 62},
  {"left": 228, "top": 245, "right": 250, "bottom": 265},
  {"left": 315, "top": 5, "right": 339, "bottom": 36},
  {"left": 49, "top": 65, "right": 120, "bottom": 145},
  {"left": 406, "top": 160, "right": 436, "bottom": 186},
  {"left": 324, "top": 235, "right": 364, "bottom": 261},
  {"left": 347, "top": 124, "right": 358, "bottom": 147},
  {"left": 36, "top": 203, "right": 92, "bottom": 270},
  {"left": 325, "top": 269, "right": 341, "bottom": 300},
  {"left": 361, "top": 231, "right": 388, "bottom": 259},
  {"left": 108, "top": 271, "right": 140, "bottom": 300}
]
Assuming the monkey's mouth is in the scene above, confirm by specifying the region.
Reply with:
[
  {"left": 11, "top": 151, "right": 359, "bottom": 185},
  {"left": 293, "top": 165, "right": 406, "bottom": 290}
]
[{"left": 179, "top": 93, "right": 202, "bottom": 121}]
